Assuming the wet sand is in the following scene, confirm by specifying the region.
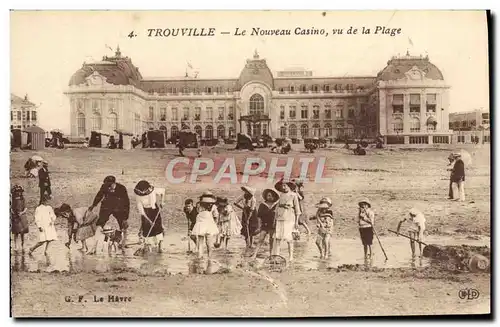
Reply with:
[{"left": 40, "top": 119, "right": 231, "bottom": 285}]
[{"left": 10, "top": 144, "right": 491, "bottom": 317}]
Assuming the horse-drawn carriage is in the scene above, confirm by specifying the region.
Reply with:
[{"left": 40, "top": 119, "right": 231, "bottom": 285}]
[
  {"left": 304, "top": 137, "right": 327, "bottom": 153},
  {"left": 177, "top": 129, "right": 200, "bottom": 156},
  {"left": 235, "top": 133, "right": 255, "bottom": 151}
]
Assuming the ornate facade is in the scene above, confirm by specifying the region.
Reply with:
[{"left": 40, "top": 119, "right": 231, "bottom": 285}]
[{"left": 65, "top": 48, "right": 453, "bottom": 144}]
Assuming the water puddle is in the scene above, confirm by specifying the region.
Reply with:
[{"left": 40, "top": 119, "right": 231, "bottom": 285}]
[{"left": 11, "top": 231, "right": 489, "bottom": 275}]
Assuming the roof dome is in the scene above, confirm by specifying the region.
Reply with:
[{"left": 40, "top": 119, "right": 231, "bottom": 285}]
[
  {"left": 238, "top": 50, "right": 274, "bottom": 88},
  {"left": 68, "top": 47, "right": 143, "bottom": 87},
  {"left": 377, "top": 53, "right": 444, "bottom": 81}
]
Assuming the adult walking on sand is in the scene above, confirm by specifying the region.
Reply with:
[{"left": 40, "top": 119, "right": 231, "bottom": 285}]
[
  {"left": 450, "top": 153, "right": 466, "bottom": 202},
  {"left": 87, "top": 175, "right": 130, "bottom": 254}
]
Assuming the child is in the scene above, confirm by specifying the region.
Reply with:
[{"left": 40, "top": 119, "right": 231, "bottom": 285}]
[
  {"left": 251, "top": 188, "right": 279, "bottom": 259},
  {"left": 134, "top": 180, "right": 165, "bottom": 253},
  {"left": 10, "top": 185, "right": 29, "bottom": 252},
  {"left": 183, "top": 199, "right": 198, "bottom": 251},
  {"left": 274, "top": 178, "right": 301, "bottom": 263},
  {"left": 357, "top": 198, "right": 375, "bottom": 259},
  {"left": 216, "top": 197, "right": 242, "bottom": 251},
  {"left": 315, "top": 197, "right": 334, "bottom": 259},
  {"left": 396, "top": 208, "right": 426, "bottom": 258},
  {"left": 54, "top": 203, "right": 98, "bottom": 252},
  {"left": 191, "top": 193, "right": 220, "bottom": 259},
  {"left": 294, "top": 179, "right": 311, "bottom": 235},
  {"left": 29, "top": 195, "right": 58, "bottom": 256},
  {"left": 234, "top": 186, "right": 259, "bottom": 249}
]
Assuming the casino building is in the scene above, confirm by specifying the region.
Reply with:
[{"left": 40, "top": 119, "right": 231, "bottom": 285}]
[{"left": 65, "top": 47, "right": 453, "bottom": 144}]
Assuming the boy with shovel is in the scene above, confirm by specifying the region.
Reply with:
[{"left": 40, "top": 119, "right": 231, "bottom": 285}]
[{"left": 396, "top": 208, "right": 426, "bottom": 258}]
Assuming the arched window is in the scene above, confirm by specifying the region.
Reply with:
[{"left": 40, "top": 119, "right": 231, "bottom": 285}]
[
  {"left": 77, "top": 113, "right": 86, "bottom": 136},
  {"left": 107, "top": 112, "right": 118, "bottom": 131},
  {"left": 300, "top": 124, "right": 309, "bottom": 138},
  {"left": 324, "top": 123, "right": 333, "bottom": 137},
  {"left": 289, "top": 124, "right": 297, "bottom": 138},
  {"left": 171, "top": 126, "right": 179, "bottom": 138},
  {"left": 159, "top": 125, "right": 167, "bottom": 131},
  {"left": 280, "top": 126, "right": 287, "bottom": 137},
  {"left": 392, "top": 118, "right": 404, "bottom": 133},
  {"left": 194, "top": 125, "right": 202, "bottom": 137},
  {"left": 312, "top": 123, "right": 320, "bottom": 137},
  {"left": 228, "top": 127, "right": 235, "bottom": 138},
  {"left": 249, "top": 94, "right": 265, "bottom": 116},
  {"left": 217, "top": 125, "right": 225, "bottom": 138},
  {"left": 92, "top": 112, "right": 101, "bottom": 131},
  {"left": 205, "top": 125, "right": 213, "bottom": 139},
  {"left": 410, "top": 117, "right": 420, "bottom": 132},
  {"left": 300, "top": 85, "right": 307, "bottom": 93}
]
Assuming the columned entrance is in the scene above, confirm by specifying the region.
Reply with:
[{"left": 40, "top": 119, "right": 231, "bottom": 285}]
[{"left": 239, "top": 113, "right": 271, "bottom": 138}]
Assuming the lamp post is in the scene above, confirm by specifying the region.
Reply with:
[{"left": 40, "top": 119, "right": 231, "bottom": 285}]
[{"left": 441, "top": 108, "right": 444, "bottom": 132}]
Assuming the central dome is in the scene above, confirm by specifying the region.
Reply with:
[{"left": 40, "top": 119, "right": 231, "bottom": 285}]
[
  {"left": 377, "top": 53, "right": 444, "bottom": 81},
  {"left": 238, "top": 50, "right": 274, "bottom": 89}
]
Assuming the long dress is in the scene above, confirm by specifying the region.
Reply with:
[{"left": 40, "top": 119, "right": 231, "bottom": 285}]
[
  {"left": 235, "top": 195, "right": 260, "bottom": 241},
  {"left": 274, "top": 192, "right": 301, "bottom": 241},
  {"left": 136, "top": 188, "right": 165, "bottom": 246},
  {"left": 191, "top": 210, "right": 220, "bottom": 236},
  {"left": 10, "top": 195, "right": 29, "bottom": 235},
  {"left": 257, "top": 202, "right": 277, "bottom": 234},
  {"left": 218, "top": 204, "right": 242, "bottom": 237},
  {"left": 34, "top": 204, "right": 58, "bottom": 242}
]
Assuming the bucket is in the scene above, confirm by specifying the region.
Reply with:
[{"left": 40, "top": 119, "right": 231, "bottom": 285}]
[{"left": 468, "top": 254, "right": 490, "bottom": 272}]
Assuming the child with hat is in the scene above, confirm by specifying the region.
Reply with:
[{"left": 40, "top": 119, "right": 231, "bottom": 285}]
[
  {"left": 134, "top": 180, "right": 165, "bottom": 253},
  {"left": 293, "top": 179, "right": 311, "bottom": 236},
  {"left": 251, "top": 188, "right": 280, "bottom": 260},
  {"left": 315, "top": 197, "right": 334, "bottom": 259},
  {"left": 183, "top": 199, "right": 198, "bottom": 250},
  {"left": 234, "top": 186, "right": 259, "bottom": 249},
  {"left": 29, "top": 194, "right": 58, "bottom": 256},
  {"left": 358, "top": 198, "right": 375, "bottom": 259},
  {"left": 191, "top": 192, "right": 220, "bottom": 259},
  {"left": 215, "top": 197, "right": 242, "bottom": 251},
  {"left": 274, "top": 178, "right": 301, "bottom": 263},
  {"left": 396, "top": 208, "right": 426, "bottom": 258},
  {"left": 10, "top": 185, "right": 28, "bottom": 252}
]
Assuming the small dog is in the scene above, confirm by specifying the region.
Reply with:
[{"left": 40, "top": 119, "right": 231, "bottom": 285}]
[{"left": 102, "top": 229, "right": 122, "bottom": 252}]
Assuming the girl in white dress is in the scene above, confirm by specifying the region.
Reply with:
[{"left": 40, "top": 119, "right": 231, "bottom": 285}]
[
  {"left": 191, "top": 193, "right": 220, "bottom": 258},
  {"left": 274, "top": 179, "right": 301, "bottom": 263},
  {"left": 29, "top": 195, "right": 58, "bottom": 255},
  {"left": 216, "top": 197, "right": 242, "bottom": 251}
]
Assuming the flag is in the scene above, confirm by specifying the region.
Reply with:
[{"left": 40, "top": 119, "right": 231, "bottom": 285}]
[
  {"left": 187, "top": 62, "right": 193, "bottom": 69},
  {"left": 105, "top": 44, "right": 113, "bottom": 52},
  {"left": 408, "top": 37, "right": 414, "bottom": 46}
]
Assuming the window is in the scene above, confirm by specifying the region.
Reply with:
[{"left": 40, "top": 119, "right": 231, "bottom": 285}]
[
  {"left": 300, "top": 85, "right": 307, "bottom": 93},
  {"left": 280, "top": 126, "right": 287, "bottom": 137},
  {"left": 107, "top": 112, "right": 118, "bottom": 131},
  {"left": 92, "top": 99, "right": 99, "bottom": 110},
  {"left": 205, "top": 125, "right": 213, "bottom": 139},
  {"left": 183, "top": 107, "right": 189, "bottom": 120},
  {"left": 289, "top": 106, "right": 296, "bottom": 119},
  {"left": 410, "top": 117, "right": 420, "bottom": 132},
  {"left": 160, "top": 107, "right": 166, "bottom": 121},
  {"left": 426, "top": 94, "right": 437, "bottom": 113},
  {"left": 22, "top": 111, "right": 26, "bottom": 120},
  {"left": 323, "top": 85, "right": 330, "bottom": 92},
  {"left": 92, "top": 113, "right": 102, "bottom": 131},
  {"left": 217, "top": 125, "right": 225, "bottom": 138},
  {"left": 171, "top": 108, "right": 178, "bottom": 121},
  {"left": 312, "top": 123, "right": 320, "bottom": 137},
  {"left": 325, "top": 105, "right": 332, "bottom": 119},
  {"left": 206, "top": 87, "right": 212, "bottom": 94},
  {"left": 228, "top": 107, "right": 234, "bottom": 120},
  {"left": 300, "top": 124, "right": 309, "bottom": 138},
  {"left": 182, "top": 87, "right": 190, "bottom": 95},
  {"left": 228, "top": 127, "right": 235, "bottom": 138},
  {"left": 409, "top": 136, "right": 428, "bottom": 144},
  {"left": 10, "top": 111, "right": 13, "bottom": 121},
  {"left": 218, "top": 107, "right": 224, "bottom": 120},
  {"left": 280, "top": 106, "right": 285, "bottom": 120},
  {"left": 279, "top": 88, "right": 285, "bottom": 93},
  {"left": 194, "top": 107, "right": 201, "bottom": 121},
  {"left": 290, "top": 86, "right": 295, "bottom": 93},
  {"left": 206, "top": 107, "right": 213, "bottom": 120},
  {"left": 392, "top": 118, "right": 403, "bottom": 133},
  {"left": 348, "top": 109, "right": 355, "bottom": 119},
  {"left": 335, "top": 105, "right": 343, "bottom": 118},
  {"left": 134, "top": 113, "right": 141, "bottom": 135},
  {"left": 17, "top": 112, "right": 21, "bottom": 120},
  {"left": 77, "top": 99, "right": 83, "bottom": 110},
  {"left": 392, "top": 94, "right": 404, "bottom": 113},
  {"left": 312, "top": 85, "right": 319, "bottom": 93},
  {"left": 26, "top": 111, "right": 30, "bottom": 120},
  {"left": 194, "top": 125, "right": 202, "bottom": 137},
  {"left": 433, "top": 136, "right": 449, "bottom": 144},
  {"left": 149, "top": 106, "right": 154, "bottom": 120},
  {"left": 324, "top": 123, "right": 332, "bottom": 137},
  {"left": 482, "top": 113, "right": 489, "bottom": 120},
  {"left": 312, "top": 106, "right": 320, "bottom": 119},
  {"left": 249, "top": 94, "right": 265, "bottom": 116},
  {"left": 289, "top": 124, "right": 297, "bottom": 138},
  {"left": 172, "top": 87, "right": 177, "bottom": 94},
  {"left": 77, "top": 113, "right": 86, "bottom": 136},
  {"left": 108, "top": 99, "right": 116, "bottom": 113},
  {"left": 410, "top": 94, "right": 421, "bottom": 113},
  {"left": 301, "top": 106, "right": 308, "bottom": 119},
  {"left": 171, "top": 126, "right": 179, "bottom": 138},
  {"left": 428, "top": 123, "right": 436, "bottom": 131}
]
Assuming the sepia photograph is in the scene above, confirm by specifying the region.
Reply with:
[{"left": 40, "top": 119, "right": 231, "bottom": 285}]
[{"left": 9, "top": 10, "right": 490, "bottom": 317}]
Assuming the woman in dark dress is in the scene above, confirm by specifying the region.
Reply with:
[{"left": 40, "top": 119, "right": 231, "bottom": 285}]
[
  {"left": 251, "top": 188, "right": 279, "bottom": 259},
  {"left": 234, "top": 186, "right": 260, "bottom": 249},
  {"left": 134, "top": 180, "right": 165, "bottom": 253}
]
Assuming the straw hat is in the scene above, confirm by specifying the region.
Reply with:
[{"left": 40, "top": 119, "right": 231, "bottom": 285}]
[
  {"left": 274, "top": 178, "right": 297, "bottom": 193},
  {"left": 262, "top": 188, "right": 279, "bottom": 202},
  {"left": 200, "top": 193, "right": 216, "bottom": 204},
  {"left": 316, "top": 197, "right": 333, "bottom": 208},
  {"left": 358, "top": 198, "right": 371, "bottom": 208},
  {"left": 241, "top": 185, "right": 256, "bottom": 196},
  {"left": 134, "top": 180, "right": 154, "bottom": 196}
]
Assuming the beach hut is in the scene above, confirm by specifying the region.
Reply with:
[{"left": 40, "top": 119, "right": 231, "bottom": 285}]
[
  {"left": 114, "top": 129, "right": 134, "bottom": 150},
  {"left": 23, "top": 126, "right": 46, "bottom": 150}
]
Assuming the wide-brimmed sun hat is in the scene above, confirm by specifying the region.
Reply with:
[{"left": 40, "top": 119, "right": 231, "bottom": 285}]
[
  {"left": 274, "top": 178, "right": 297, "bottom": 193},
  {"left": 134, "top": 180, "right": 154, "bottom": 196},
  {"left": 358, "top": 198, "right": 371, "bottom": 208},
  {"left": 241, "top": 185, "right": 256, "bottom": 196},
  {"left": 200, "top": 195, "right": 216, "bottom": 204},
  {"left": 316, "top": 197, "right": 333, "bottom": 208},
  {"left": 11, "top": 185, "right": 24, "bottom": 194},
  {"left": 262, "top": 188, "right": 280, "bottom": 202}
]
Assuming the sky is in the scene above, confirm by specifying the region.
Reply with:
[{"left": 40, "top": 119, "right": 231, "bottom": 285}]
[{"left": 10, "top": 10, "right": 489, "bottom": 134}]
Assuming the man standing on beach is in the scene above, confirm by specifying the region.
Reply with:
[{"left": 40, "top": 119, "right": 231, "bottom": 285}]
[{"left": 450, "top": 153, "right": 466, "bottom": 202}]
